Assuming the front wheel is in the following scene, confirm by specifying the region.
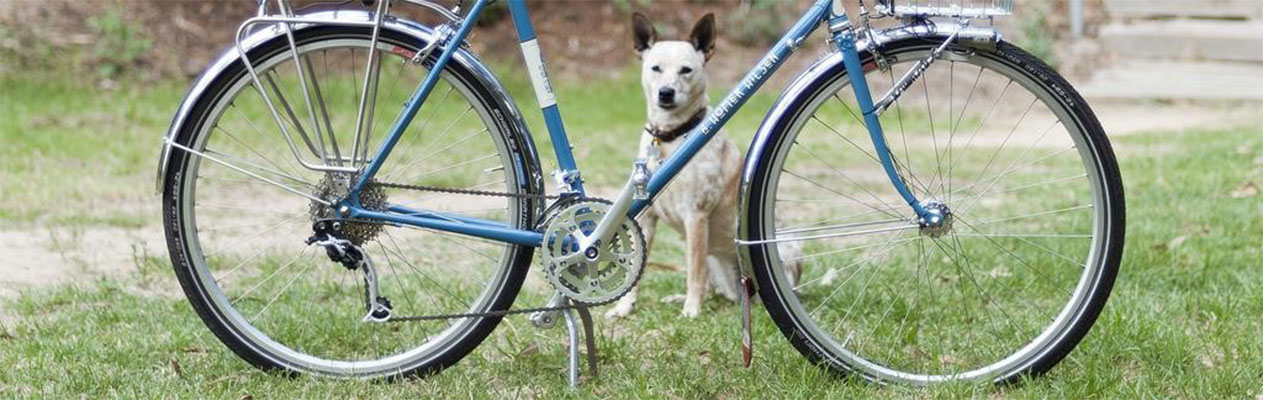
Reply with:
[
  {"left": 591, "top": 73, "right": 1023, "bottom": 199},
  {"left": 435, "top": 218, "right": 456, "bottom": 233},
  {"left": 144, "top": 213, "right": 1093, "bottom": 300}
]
[{"left": 741, "top": 38, "right": 1124, "bottom": 384}]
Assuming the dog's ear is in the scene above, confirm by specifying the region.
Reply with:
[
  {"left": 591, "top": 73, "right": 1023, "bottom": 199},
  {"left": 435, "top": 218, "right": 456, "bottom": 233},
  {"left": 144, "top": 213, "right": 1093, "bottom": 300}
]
[
  {"left": 689, "top": 13, "right": 716, "bottom": 62},
  {"left": 631, "top": 12, "right": 657, "bottom": 56}
]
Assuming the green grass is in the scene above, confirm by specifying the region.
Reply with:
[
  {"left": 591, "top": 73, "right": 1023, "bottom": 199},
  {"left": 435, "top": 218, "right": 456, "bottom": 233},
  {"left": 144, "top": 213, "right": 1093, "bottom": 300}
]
[{"left": 3, "top": 67, "right": 1263, "bottom": 398}]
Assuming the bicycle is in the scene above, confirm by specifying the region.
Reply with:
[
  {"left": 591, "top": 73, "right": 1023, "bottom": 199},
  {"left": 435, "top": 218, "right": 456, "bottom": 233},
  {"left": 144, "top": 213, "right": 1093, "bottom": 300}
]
[{"left": 158, "top": 0, "right": 1124, "bottom": 385}]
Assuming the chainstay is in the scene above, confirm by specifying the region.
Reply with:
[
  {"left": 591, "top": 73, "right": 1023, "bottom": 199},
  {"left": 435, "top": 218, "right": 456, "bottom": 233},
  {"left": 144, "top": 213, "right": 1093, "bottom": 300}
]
[{"left": 376, "top": 181, "right": 562, "bottom": 200}]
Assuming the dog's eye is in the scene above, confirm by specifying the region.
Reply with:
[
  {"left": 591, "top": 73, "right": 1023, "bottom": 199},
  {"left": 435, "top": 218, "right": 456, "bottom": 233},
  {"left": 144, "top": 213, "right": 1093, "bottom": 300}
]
[
  {"left": 680, "top": 67, "right": 693, "bottom": 75},
  {"left": 651, "top": 65, "right": 661, "bottom": 73}
]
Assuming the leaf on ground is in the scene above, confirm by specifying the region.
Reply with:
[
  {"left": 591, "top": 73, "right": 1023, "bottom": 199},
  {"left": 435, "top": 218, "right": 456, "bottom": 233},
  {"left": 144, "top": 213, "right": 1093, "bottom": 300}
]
[
  {"left": 517, "top": 341, "right": 539, "bottom": 358},
  {"left": 169, "top": 358, "right": 183, "bottom": 378},
  {"left": 1167, "top": 235, "right": 1188, "bottom": 250},
  {"left": 1229, "top": 182, "right": 1259, "bottom": 198},
  {"left": 0, "top": 322, "right": 13, "bottom": 340},
  {"left": 180, "top": 345, "right": 205, "bottom": 354},
  {"left": 1197, "top": 354, "right": 1214, "bottom": 368},
  {"left": 987, "top": 265, "right": 1012, "bottom": 278},
  {"left": 697, "top": 350, "right": 711, "bottom": 365},
  {"left": 647, "top": 262, "right": 679, "bottom": 271},
  {"left": 1197, "top": 351, "right": 1221, "bottom": 368},
  {"left": 938, "top": 354, "right": 963, "bottom": 366},
  {"left": 642, "top": 329, "right": 662, "bottom": 341}
]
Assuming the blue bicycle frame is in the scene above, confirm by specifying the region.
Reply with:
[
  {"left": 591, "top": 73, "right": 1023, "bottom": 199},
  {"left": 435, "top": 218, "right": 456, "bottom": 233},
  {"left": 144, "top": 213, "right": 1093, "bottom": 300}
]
[{"left": 342, "top": 0, "right": 931, "bottom": 248}]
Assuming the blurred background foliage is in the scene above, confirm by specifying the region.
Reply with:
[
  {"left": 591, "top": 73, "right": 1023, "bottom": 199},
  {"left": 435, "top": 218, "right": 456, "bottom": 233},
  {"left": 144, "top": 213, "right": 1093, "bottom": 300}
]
[{"left": 0, "top": 0, "right": 1087, "bottom": 84}]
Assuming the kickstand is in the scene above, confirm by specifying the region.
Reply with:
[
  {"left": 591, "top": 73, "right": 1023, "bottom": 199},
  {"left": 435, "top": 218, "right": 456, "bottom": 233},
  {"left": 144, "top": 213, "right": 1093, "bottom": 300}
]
[
  {"left": 740, "top": 276, "right": 755, "bottom": 368},
  {"left": 577, "top": 305, "right": 599, "bottom": 378},
  {"left": 561, "top": 301, "right": 599, "bottom": 387}
]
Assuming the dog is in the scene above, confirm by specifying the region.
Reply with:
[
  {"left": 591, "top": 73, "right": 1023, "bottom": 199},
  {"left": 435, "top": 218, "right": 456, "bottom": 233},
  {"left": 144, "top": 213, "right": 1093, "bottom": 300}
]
[{"left": 606, "top": 12, "right": 801, "bottom": 318}]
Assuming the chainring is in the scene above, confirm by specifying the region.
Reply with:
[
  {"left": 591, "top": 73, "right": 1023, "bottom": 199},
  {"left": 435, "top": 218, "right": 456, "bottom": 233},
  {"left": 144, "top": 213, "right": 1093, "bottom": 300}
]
[{"left": 539, "top": 199, "right": 645, "bottom": 305}]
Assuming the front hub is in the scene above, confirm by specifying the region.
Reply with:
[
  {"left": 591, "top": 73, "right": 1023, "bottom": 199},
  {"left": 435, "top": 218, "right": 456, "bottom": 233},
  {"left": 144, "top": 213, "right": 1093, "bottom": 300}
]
[{"left": 919, "top": 200, "right": 954, "bottom": 238}]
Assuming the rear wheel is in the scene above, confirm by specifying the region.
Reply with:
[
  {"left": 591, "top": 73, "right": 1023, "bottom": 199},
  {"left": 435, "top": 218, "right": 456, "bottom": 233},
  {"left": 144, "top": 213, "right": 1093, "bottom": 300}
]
[
  {"left": 163, "top": 26, "right": 539, "bottom": 379},
  {"left": 743, "top": 38, "right": 1124, "bottom": 384}
]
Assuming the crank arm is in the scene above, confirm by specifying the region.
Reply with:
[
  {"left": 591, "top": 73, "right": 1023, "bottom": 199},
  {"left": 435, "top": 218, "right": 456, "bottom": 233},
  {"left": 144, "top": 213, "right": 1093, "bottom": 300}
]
[{"left": 576, "top": 175, "right": 639, "bottom": 251}]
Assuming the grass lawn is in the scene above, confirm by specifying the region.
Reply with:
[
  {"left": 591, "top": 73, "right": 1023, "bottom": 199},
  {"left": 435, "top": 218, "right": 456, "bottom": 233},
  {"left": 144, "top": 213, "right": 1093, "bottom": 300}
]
[{"left": 1, "top": 65, "right": 1262, "bottom": 398}]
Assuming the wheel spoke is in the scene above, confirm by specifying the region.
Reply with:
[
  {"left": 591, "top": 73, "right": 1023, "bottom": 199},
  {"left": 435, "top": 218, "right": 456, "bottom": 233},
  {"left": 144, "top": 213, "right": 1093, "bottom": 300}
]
[{"left": 782, "top": 169, "right": 904, "bottom": 219}]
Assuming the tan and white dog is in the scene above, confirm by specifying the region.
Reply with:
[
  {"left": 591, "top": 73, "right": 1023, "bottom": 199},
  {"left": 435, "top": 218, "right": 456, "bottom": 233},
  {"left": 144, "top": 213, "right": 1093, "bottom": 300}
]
[{"left": 607, "top": 13, "right": 800, "bottom": 318}]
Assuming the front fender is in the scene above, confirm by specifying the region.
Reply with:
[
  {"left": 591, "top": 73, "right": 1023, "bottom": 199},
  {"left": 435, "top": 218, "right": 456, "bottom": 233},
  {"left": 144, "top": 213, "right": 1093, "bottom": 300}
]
[{"left": 155, "top": 10, "right": 545, "bottom": 211}]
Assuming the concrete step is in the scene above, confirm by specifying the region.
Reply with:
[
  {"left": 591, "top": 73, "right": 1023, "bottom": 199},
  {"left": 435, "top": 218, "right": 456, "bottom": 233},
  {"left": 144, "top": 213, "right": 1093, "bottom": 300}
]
[
  {"left": 1099, "top": 20, "right": 1263, "bottom": 63},
  {"left": 1106, "top": 0, "right": 1263, "bottom": 19},
  {"left": 1076, "top": 60, "right": 1263, "bottom": 100}
]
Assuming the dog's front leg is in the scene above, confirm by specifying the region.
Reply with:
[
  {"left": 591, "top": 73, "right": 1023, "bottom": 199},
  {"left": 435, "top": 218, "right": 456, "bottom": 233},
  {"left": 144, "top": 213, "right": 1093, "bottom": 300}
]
[
  {"left": 606, "top": 212, "right": 657, "bottom": 319},
  {"left": 682, "top": 213, "right": 709, "bottom": 317}
]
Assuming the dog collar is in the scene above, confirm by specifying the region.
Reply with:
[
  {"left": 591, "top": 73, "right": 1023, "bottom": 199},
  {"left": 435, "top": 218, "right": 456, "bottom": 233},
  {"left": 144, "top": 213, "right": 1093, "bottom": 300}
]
[{"left": 646, "top": 107, "right": 707, "bottom": 143}]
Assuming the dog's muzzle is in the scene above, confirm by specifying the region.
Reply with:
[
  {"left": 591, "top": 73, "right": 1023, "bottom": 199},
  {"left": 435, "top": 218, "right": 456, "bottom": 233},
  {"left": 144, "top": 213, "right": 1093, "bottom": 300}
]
[{"left": 657, "top": 87, "right": 676, "bottom": 108}]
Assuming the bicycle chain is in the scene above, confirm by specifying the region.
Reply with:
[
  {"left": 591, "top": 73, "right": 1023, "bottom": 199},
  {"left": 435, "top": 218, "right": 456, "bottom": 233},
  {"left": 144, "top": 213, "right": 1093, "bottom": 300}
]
[
  {"left": 375, "top": 181, "right": 564, "bottom": 200},
  {"left": 364, "top": 181, "right": 614, "bottom": 323}
]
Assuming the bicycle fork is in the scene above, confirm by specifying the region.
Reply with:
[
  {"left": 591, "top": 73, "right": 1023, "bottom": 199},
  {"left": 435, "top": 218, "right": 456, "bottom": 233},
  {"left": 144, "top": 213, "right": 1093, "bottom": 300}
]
[{"left": 830, "top": 18, "right": 946, "bottom": 228}]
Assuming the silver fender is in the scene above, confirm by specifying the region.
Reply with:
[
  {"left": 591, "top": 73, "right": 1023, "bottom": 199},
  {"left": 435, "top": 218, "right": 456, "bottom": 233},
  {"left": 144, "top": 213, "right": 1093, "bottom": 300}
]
[
  {"left": 735, "top": 23, "right": 1000, "bottom": 287},
  {"left": 155, "top": 10, "right": 545, "bottom": 212}
]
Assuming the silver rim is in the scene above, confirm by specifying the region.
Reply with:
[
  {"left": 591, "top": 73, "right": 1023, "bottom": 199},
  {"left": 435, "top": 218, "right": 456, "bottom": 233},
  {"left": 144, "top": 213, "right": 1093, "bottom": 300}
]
[
  {"left": 176, "top": 35, "right": 524, "bottom": 376},
  {"left": 759, "top": 45, "right": 1112, "bottom": 383}
]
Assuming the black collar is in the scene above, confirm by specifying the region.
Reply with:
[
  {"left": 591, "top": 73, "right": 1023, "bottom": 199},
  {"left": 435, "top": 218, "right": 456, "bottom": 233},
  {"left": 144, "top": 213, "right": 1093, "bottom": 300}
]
[{"left": 646, "top": 108, "right": 707, "bottom": 143}]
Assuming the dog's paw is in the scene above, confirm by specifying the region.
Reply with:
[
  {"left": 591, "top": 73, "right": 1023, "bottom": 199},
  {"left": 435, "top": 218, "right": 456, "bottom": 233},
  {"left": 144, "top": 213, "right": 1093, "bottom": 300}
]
[
  {"left": 605, "top": 302, "right": 635, "bottom": 319},
  {"left": 681, "top": 302, "right": 702, "bottom": 318},
  {"left": 659, "top": 294, "right": 686, "bottom": 303}
]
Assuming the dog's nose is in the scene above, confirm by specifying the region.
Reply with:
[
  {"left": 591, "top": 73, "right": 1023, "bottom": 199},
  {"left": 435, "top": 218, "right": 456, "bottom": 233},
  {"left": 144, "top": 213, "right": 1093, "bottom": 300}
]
[{"left": 657, "top": 87, "right": 675, "bottom": 103}]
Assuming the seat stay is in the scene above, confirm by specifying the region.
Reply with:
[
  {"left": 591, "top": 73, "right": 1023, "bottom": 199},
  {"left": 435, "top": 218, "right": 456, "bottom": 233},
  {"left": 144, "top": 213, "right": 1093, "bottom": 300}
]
[{"left": 349, "top": 0, "right": 492, "bottom": 196}]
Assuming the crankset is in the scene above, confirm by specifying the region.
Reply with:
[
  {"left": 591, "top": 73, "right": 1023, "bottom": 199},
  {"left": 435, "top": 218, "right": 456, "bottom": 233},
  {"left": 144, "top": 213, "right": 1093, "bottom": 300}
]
[{"left": 539, "top": 199, "right": 646, "bottom": 305}]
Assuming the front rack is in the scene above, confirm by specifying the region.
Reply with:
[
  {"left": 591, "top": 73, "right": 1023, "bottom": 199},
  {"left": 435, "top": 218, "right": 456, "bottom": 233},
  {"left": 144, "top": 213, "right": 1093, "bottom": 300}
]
[{"left": 874, "top": 0, "right": 1014, "bottom": 19}]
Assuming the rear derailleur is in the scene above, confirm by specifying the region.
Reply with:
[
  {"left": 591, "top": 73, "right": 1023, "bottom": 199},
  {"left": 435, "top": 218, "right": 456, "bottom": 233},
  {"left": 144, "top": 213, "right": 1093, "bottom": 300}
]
[{"left": 306, "top": 221, "right": 393, "bottom": 323}]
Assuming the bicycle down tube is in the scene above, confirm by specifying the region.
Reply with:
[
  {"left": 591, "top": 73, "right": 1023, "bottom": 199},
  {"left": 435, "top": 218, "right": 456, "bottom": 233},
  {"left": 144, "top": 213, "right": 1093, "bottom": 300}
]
[{"left": 342, "top": 0, "right": 929, "bottom": 248}]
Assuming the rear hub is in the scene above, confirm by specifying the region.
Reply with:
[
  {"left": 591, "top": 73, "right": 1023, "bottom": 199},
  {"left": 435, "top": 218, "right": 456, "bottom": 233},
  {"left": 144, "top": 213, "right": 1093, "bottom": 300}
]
[{"left": 308, "top": 172, "right": 387, "bottom": 245}]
